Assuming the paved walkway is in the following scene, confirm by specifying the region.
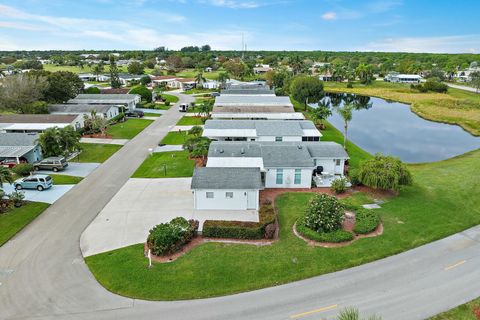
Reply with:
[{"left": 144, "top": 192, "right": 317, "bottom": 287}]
[
  {"left": 170, "top": 125, "right": 203, "bottom": 132},
  {"left": 446, "top": 83, "right": 480, "bottom": 93},
  {"left": 154, "top": 145, "right": 183, "bottom": 152},
  {"left": 3, "top": 184, "right": 75, "bottom": 204},
  {"left": 135, "top": 108, "right": 166, "bottom": 114},
  {"left": 80, "top": 137, "right": 129, "bottom": 145},
  {"left": 80, "top": 178, "right": 258, "bottom": 257},
  {"left": 40, "top": 162, "right": 100, "bottom": 177}
]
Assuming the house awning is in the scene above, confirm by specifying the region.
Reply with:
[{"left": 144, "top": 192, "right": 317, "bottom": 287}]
[{"left": 0, "top": 145, "right": 35, "bottom": 158}]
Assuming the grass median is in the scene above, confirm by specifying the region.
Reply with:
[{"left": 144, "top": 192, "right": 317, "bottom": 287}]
[{"left": 131, "top": 151, "right": 195, "bottom": 178}]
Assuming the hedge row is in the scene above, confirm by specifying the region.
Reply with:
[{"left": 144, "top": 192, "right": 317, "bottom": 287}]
[
  {"left": 202, "top": 204, "right": 276, "bottom": 240},
  {"left": 296, "top": 219, "right": 354, "bottom": 243},
  {"left": 353, "top": 209, "right": 380, "bottom": 234}
]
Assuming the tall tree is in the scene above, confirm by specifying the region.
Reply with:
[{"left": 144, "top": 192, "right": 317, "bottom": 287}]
[
  {"left": 470, "top": 71, "right": 480, "bottom": 93},
  {"left": 37, "top": 126, "right": 80, "bottom": 157},
  {"left": 92, "top": 62, "right": 104, "bottom": 81},
  {"left": 195, "top": 71, "right": 206, "bottom": 86},
  {"left": 0, "top": 73, "right": 48, "bottom": 112},
  {"left": 109, "top": 56, "right": 122, "bottom": 89},
  {"left": 217, "top": 72, "right": 230, "bottom": 89},
  {"left": 310, "top": 100, "right": 332, "bottom": 128},
  {"left": 127, "top": 61, "right": 144, "bottom": 75},
  {"left": 290, "top": 76, "right": 324, "bottom": 110},
  {"left": 335, "top": 103, "right": 353, "bottom": 149},
  {"left": 43, "top": 71, "right": 84, "bottom": 103}
]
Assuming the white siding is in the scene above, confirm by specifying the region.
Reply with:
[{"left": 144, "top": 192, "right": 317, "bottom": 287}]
[
  {"left": 207, "top": 157, "right": 264, "bottom": 169},
  {"left": 257, "top": 136, "right": 302, "bottom": 142},
  {"left": 265, "top": 168, "right": 312, "bottom": 188},
  {"left": 313, "top": 158, "right": 346, "bottom": 175},
  {"left": 194, "top": 189, "right": 259, "bottom": 210}
]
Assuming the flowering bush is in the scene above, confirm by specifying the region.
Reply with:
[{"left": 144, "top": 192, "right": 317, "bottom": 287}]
[
  {"left": 331, "top": 177, "right": 348, "bottom": 194},
  {"left": 303, "top": 194, "right": 344, "bottom": 233},
  {"left": 147, "top": 217, "right": 197, "bottom": 256}
]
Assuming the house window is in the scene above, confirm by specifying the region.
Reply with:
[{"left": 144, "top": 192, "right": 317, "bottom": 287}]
[
  {"left": 335, "top": 159, "right": 341, "bottom": 166},
  {"left": 275, "top": 137, "right": 283, "bottom": 142},
  {"left": 206, "top": 192, "right": 214, "bottom": 199},
  {"left": 225, "top": 192, "right": 234, "bottom": 199},
  {"left": 276, "top": 169, "right": 283, "bottom": 184},
  {"left": 294, "top": 169, "right": 302, "bottom": 184}
]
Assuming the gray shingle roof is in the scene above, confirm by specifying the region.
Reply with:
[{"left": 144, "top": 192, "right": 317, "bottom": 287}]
[
  {"left": 221, "top": 88, "right": 275, "bottom": 95},
  {"left": 191, "top": 167, "right": 262, "bottom": 189},
  {"left": 208, "top": 141, "right": 348, "bottom": 167},
  {"left": 204, "top": 120, "right": 317, "bottom": 136},
  {"left": 0, "top": 146, "right": 36, "bottom": 158},
  {"left": 0, "top": 114, "right": 78, "bottom": 124},
  {"left": 214, "top": 95, "right": 293, "bottom": 107},
  {"left": 49, "top": 104, "right": 116, "bottom": 114},
  {"left": 0, "top": 133, "right": 38, "bottom": 146},
  {"left": 74, "top": 94, "right": 137, "bottom": 100}
]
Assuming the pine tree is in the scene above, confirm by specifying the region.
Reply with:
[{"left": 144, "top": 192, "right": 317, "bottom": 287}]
[{"left": 109, "top": 56, "right": 121, "bottom": 88}]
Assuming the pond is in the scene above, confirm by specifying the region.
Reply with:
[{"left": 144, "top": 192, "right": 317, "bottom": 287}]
[{"left": 313, "top": 93, "right": 480, "bottom": 163}]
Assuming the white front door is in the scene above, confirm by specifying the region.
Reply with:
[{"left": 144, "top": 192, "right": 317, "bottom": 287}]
[{"left": 246, "top": 191, "right": 256, "bottom": 210}]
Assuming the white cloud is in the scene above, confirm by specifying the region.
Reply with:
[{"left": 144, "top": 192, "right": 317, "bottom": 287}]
[
  {"left": 362, "top": 35, "right": 480, "bottom": 53},
  {"left": 199, "top": 0, "right": 262, "bottom": 9},
  {"left": 321, "top": 12, "right": 337, "bottom": 20}
]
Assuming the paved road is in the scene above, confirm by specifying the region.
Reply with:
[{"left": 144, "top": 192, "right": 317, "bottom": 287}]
[
  {"left": 446, "top": 83, "right": 479, "bottom": 93},
  {"left": 1, "top": 92, "right": 479, "bottom": 319}
]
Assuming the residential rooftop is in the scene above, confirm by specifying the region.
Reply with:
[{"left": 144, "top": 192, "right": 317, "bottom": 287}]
[
  {"left": 0, "top": 132, "right": 38, "bottom": 146},
  {"left": 203, "top": 120, "right": 321, "bottom": 137},
  {"left": 0, "top": 114, "right": 79, "bottom": 124},
  {"left": 49, "top": 104, "right": 117, "bottom": 114},
  {"left": 72, "top": 94, "right": 138, "bottom": 100},
  {"left": 214, "top": 95, "right": 294, "bottom": 109},
  {"left": 191, "top": 167, "right": 263, "bottom": 190},
  {"left": 211, "top": 112, "right": 305, "bottom": 120}
]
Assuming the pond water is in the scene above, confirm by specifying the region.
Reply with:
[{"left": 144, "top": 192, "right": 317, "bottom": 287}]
[{"left": 313, "top": 93, "right": 480, "bottom": 163}]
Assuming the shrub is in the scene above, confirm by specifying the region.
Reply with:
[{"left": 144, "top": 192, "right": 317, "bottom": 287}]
[
  {"left": 264, "top": 223, "right": 276, "bottom": 239},
  {"left": 9, "top": 191, "right": 25, "bottom": 207},
  {"left": 331, "top": 177, "right": 348, "bottom": 194},
  {"left": 202, "top": 204, "right": 276, "bottom": 240},
  {"left": 348, "top": 169, "right": 362, "bottom": 186},
  {"left": 297, "top": 219, "right": 353, "bottom": 243},
  {"left": 84, "top": 87, "right": 101, "bottom": 94},
  {"left": 164, "top": 101, "right": 170, "bottom": 106},
  {"left": 303, "top": 194, "right": 344, "bottom": 233},
  {"left": 357, "top": 153, "right": 413, "bottom": 191},
  {"left": 109, "top": 113, "right": 125, "bottom": 124},
  {"left": 12, "top": 163, "right": 34, "bottom": 177},
  {"left": 353, "top": 209, "right": 380, "bottom": 234},
  {"left": 146, "top": 217, "right": 197, "bottom": 256},
  {"left": 423, "top": 80, "right": 448, "bottom": 93}
]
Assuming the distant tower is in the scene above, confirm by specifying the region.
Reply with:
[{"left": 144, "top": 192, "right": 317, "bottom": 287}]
[{"left": 241, "top": 33, "right": 245, "bottom": 59}]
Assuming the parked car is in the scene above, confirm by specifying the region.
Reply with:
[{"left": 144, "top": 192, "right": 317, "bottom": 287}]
[
  {"left": 14, "top": 174, "right": 53, "bottom": 191},
  {"left": 178, "top": 103, "right": 189, "bottom": 112},
  {"left": 211, "top": 92, "right": 220, "bottom": 97},
  {"left": 33, "top": 157, "right": 68, "bottom": 172},
  {"left": 1, "top": 159, "right": 19, "bottom": 168},
  {"left": 125, "top": 110, "right": 144, "bottom": 118}
]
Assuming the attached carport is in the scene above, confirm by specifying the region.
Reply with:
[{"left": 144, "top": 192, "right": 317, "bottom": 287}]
[{"left": 0, "top": 145, "right": 40, "bottom": 164}]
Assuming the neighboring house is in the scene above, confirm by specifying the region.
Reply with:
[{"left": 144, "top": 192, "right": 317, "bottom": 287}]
[
  {"left": 253, "top": 64, "right": 273, "bottom": 74},
  {"left": 221, "top": 87, "right": 275, "bottom": 96},
  {"left": 202, "top": 80, "right": 219, "bottom": 89},
  {"left": 212, "top": 95, "right": 304, "bottom": 120},
  {"left": 176, "top": 78, "right": 197, "bottom": 91},
  {"left": 204, "top": 67, "right": 213, "bottom": 72},
  {"left": 118, "top": 73, "right": 144, "bottom": 86},
  {"left": 150, "top": 76, "right": 197, "bottom": 90},
  {"left": 100, "top": 88, "right": 130, "bottom": 94},
  {"left": 68, "top": 94, "right": 140, "bottom": 110},
  {"left": 203, "top": 120, "right": 322, "bottom": 142},
  {"left": 318, "top": 73, "right": 333, "bottom": 81},
  {"left": 206, "top": 141, "right": 349, "bottom": 188},
  {"left": 385, "top": 73, "right": 422, "bottom": 83},
  {"left": 455, "top": 67, "right": 480, "bottom": 82},
  {"left": 78, "top": 73, "right": 110, "bottom": 82},
  {"left": 48, "top": 104, "right": 120, "bottom": 120},
  {"left": 0, "top": 133, "right": 43, "bottom": 164},
  {"left": 191, "top": 167, "right": 262, "bottom": 211},
  {"left": 0, "top": 114, "right": 84, "bottom": 133}
]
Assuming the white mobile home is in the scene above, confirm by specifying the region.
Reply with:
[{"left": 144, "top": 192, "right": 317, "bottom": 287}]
[
  {"left": 385, "top": 73, "right": 422, "bottom": 84},
  {"left": 68, "top": 94, "right": 140, "bottom": 110},
  {"left": 48, "top": 104, "right": 120, "bottom": 120},
  {"left": 191, "top": 167, "right": 262, "bottom": 211}
]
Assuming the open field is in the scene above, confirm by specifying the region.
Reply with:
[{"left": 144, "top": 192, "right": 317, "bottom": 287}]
[
  {"left": 131, "top": 151, "right": 195, "bottom": 178},
  {"left": 43, "top": 64, "right": 154, "bottom": 74},
  {"left": 106, "top": 118, "right": 153, "bottom": 139},
  {"left": 0, "top": 202, "right": 50, "bottom": 247},
  {"left": 323, "top": 81, "right": 480, "bottom": 136},
  {"left": 71, "top": 143, "right": 122, "bottom": 163}
]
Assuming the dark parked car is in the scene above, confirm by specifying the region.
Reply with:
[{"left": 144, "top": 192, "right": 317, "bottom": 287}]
[
  {"left": 125, "top": 110, "right": 144, "bottom": 118},
  {"left": 34, "top": 157, "right": 68, "bottom": 172}
]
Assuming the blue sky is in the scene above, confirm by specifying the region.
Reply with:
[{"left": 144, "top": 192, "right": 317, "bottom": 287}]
[{"left": 0, "top": 0, "right": 479, "bottom": 52}]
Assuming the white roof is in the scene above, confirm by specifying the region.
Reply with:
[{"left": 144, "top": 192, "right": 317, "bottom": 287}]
[
  {"left": 211, "top": 113, "right": 305, "bottom": 120},
  {"left": 207, "top": 157, "right": 264, "bottom": 169},
  {"left": 395, "top": 74, "right": 422, "bottom": 78},
  {"left": 214, "top": 95, "right": 293, "bottom": 107},
  {"left": 4, "top": 123, "right": 71, "bottom": 131},
  {"left": 203, "top": 129, "right": 257, "bottom": 138}
]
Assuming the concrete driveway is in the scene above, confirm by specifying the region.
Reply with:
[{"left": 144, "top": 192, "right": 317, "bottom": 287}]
[
  {"left": 80, "top": 177, "right": 258, "bottom": 257},
  {"left": 3, "top": 184, "right": 75, "bottom": 204},
  {"left": 39, "top": 162, "right": 100, "bottom": 177}
]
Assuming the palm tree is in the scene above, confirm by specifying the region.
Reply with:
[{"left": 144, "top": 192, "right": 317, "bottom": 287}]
[
  {"left": 217, "top": 72, "right": 230, "bottom": 89},
  {"left": 92, "top": 62, "right": 104, "bottom": 82},
  {"left": 195, "top": 71, "right": 206, "bottom": 87},
  {"left": 0, "top": 167, "right": 14, "bottom": 189},
  {"left": 335, "top": 103, "right": 354, "bottom": 149}
]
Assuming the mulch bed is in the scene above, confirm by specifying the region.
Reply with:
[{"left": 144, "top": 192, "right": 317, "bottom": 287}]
[{"left": 82, "top": 133, "right": 114, "bottom": 139}]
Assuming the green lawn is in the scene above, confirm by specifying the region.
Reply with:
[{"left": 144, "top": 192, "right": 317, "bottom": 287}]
[
  {"left": 0, "top": 202, "right": 50, "bottom": 246},
  {"left": 430, "top": 297, "right": 480, "bottom": 319},
  {"left": 160, "top": 131, "right": 195, "bottom": 145},
  {"left": 143, "top": 113, "right": 161, "bottom": 117},
  {"left": 161, "top": 94, "right": 179, "bottom": 103},
  {"left": 86, "top": 149, "right": 480, "bottom": 300},
  {"left": 50, "top": 174, "right": 83, "bottom": 185},
  {"left": 176, "top": 116, "right": 205, "bottom": 126},
  {"left": 175, "top": 69, "right": 223, "bottom": 80},
  {"left": 131, "top": 151, "right": 195, "bottom": 178},
  {"left": 71, "top": 143, "right": 122, "bottom": 163},
  {"left": 106, "top": 119, "right": 153, "bottom": 139}
]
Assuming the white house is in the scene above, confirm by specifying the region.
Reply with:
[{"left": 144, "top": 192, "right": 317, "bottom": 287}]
[
  {"left": 206, "top": 141, "right": 349, "bottom": 189},
  {"left": 68, "top": 94, "right": 140, "bottom": 110},
  {"left": 191, "top": 167, "right": 262, "bottom": 211},
  {"left": 202, "top": 80, "right": 220, "bottom": 89},
  {"left": 48, "top": 104, "right": 120, "bottom": 120},
  {"left": 253, "top": 64, "right": 273, "bottom": 74},
  {"left": 385, "top": 73, "right": 422, "bottom": 84},
  {"left": 203, "top": 120, "right": 321, "bottom": 142},
  {"left": 0, "top": 114, "right": 84, "bottom": 133}
]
